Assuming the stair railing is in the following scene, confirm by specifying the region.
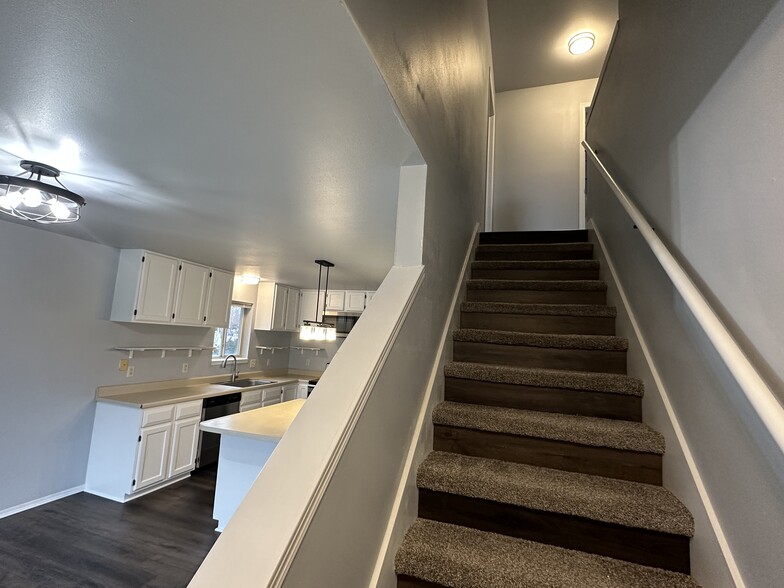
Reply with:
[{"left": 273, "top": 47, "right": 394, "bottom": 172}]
[{"left": 583, "top": 141, "right": 784, "bottom": 455}]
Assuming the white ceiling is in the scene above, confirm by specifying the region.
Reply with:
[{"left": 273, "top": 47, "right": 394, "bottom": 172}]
[
  {"left": 0, "top": 0, "right": 419, "bottom": 290},
  {"left": 489, "top": 0, "right": 618, "bottom": 92}
]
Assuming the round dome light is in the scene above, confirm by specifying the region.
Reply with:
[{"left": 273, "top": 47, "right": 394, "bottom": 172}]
[{"left": 568, "top": 32, "right": 595, "bottom": 55}]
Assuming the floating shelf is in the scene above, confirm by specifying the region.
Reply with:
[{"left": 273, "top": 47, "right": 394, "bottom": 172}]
[
  {"left": 256, "top": 346, "right": 288, "bottom": 355},
  {"left": 290, "top": 346, "right": 324, "bottom": 355},
  {"left": 113, "top": 346, "right": 214, "bottom": 359}
]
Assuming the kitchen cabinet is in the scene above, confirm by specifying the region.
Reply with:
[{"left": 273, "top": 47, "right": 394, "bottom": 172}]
[
  {"left": 85, "top": 398, "right": 203, "bottom": 502},
  {"left": 173, "top": 262, "right": 211, "bottom": 326},
  {"left": 299, "top": 290, "right": 325, "bottom": 325},
  {"left": 297, "top": 381, "right": 309, "bottom": 399},
  {"left": 255, "top": 283, "right": 301, "bottom": 332},
  {"left": 325, "top": 290, "right": 346, "bottom": 311},
  {"left": 345, "top": 291, "right": 366, "bottom": 312},
  {"left": 204, "top": 269, "right": 234, "bottom": 327},
  {"left": 282, "top": 383, "right": 298, "bottom": 403},
  {"left": 365, "top": 291, "right": 376, "bottom": 308},
  {"left": 111, "top": 249, "right": 234, "bottom": 327},
  {"left": 239, "top": 389, "right": 262, "bottom": 412}
]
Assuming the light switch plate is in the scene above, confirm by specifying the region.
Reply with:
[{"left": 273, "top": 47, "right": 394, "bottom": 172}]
[
  {"left": 118, "top": 359, "right": 129, "bottom": 372},
  {"left": 182, "top": 362, "right": 189, "bottom": 373},
  {"left": 126, "top": 365, "right": 135, "bottom": 378}
]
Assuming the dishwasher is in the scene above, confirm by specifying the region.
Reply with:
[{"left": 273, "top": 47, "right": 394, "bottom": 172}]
[{"left": 197, "top": 392, "right": 241, "bottom": 468}]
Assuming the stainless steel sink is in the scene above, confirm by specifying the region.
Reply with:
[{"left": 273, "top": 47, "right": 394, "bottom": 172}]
[{"left": 219, "top": 378, "right": 276, "bottom": 388}]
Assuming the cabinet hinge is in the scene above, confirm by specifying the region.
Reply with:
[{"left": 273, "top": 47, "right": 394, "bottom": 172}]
[
  {"left": 172, "top": 313, "right": 175, "bottom": 319},
  {"left": 209, "top": 272, "right": 213, "bottom": 278},
  {"left": 141, "top": 255, "right": 145, "bottom": 263},
  {"left": 179, "top": 264, "right": 182, "bottom": 271},
  {"left": 138, "top": 435, "right": 141, "bottom": 442},
  {"left": 203, "top": 316, "right": 207, "bottom": 322},
  {"left": 132, "top": 478, "right": 136, "bottom": 486},
  {"left": 133, "top": 309, "right": 137, "bottom": 316}
]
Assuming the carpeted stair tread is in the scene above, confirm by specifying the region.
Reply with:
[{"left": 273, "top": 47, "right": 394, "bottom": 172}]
[
  {"left": 468, "top": 279, "right": 607, "bottom": 291},
  {"left": 418, "top": 452, "right": 693, "bottom": 536},
  {"left": 433, "top": 401, "right": 665, "bottom": 454},
  {"left": 454, "top": 329, "right": 628, "bottom": 351},
  {"left": 477, "top": 242, "right": 593, "bottom": 252},
  {"left": 462, "top": 301, "right": 616, "bottom": 317},
  {"left": 444, "top": 362, "right": 643, "bottom": 397},
  {"left": 395, "top": 519, "right": 699, "bottom": 588},
  {"left": 472, "top": 260, "right": 600, "bottom": 270}
]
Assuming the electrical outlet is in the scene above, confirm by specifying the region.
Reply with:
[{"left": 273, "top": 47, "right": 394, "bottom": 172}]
[
  {"left": 126, "top": 365, "right": 135, "bottom": 378},
  {"left": 249, "top": 359, "right": 257, "bottom": 368},
  {"left": 306, "top": 358, "right": 311, "bottom": 367},
  {"left": 182, "top": 362, "right": 189, "bottom": 374},
  {"left": 118, "top": 359, "right": 129, "bottom": 372}
]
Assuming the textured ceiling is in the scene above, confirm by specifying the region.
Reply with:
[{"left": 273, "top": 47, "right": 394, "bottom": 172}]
[
  {"left": 0, "top": 0, "right": 419, "bottom": 290},
  {"left": 489, "top": 0, "right": 618, "bottom": 92}
]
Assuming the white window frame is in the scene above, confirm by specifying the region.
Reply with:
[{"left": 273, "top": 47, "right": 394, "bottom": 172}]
[{"left": 212, "top": 302, "right": 253, "bottom": 364}]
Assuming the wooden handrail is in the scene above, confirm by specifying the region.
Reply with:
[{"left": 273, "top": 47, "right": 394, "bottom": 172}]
[{"left": 584, "top": 141, "right": 784, "bottom": 455}]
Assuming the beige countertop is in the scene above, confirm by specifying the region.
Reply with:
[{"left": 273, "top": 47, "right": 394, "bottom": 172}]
[
  {"left": 200, "top": 399, "right": 305, "bottom": 441},
  {"left": 97, "top": 371, "right": 319, "bottom": 408}
]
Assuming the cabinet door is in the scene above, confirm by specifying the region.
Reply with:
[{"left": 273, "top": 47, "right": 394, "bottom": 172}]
[
  {"left": 173, "top": 262, "right": 210, "bottom": 325},
  {"left": 299, "top": 290, "right": 323, "bottom": 325},
  {"left": 271, "top": 285, "right": 288, "bottom": 331},
  {"left": 135, "top": 252, "right": 179, "bottom": 323},
  {"left": 168, "top": 416, "right": 201, "bottom": 478},
  {"left": 285, "top": 288, "right": 300, "bottom": 331},
  {"left": 297, "top": 382, "right": 309, "bottom": 399},
  {"left": 326, "top": 290, "right": 345, "bottom": 311},
  {"left": 134, "top": 422, "right": 172, "bottom": 491},
  {"left": 345, "top": 291, "right": 366, "bottom": 312},
  {"left": 365, "top": 291, "right": 376, "bottom": 308},
  {"left": 282, "top": 384, "right": 298, "bottom": 402},
  {"left": 262, "top": 397, "right": 281, "bottom": 407},
  {"left": 204, "top": 269, "right": 234, "bottom": 327}
]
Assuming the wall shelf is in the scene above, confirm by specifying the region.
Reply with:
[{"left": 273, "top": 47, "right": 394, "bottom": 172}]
[
  {"left": 256, "top": 346, "right": 288, "bottom": 355},
  {"left": 113, "top": 346, "right": 214, "bottom": 359},
  {"left": 290, "top": 346, "right": 324, "bottom": 355}
]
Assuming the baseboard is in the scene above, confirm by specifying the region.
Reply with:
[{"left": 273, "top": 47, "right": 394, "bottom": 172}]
[
  {"left": 369, "top": 223, "right": 480, "bottom": 588},
  {"left": 85, "top": 473, "right": 192, "bottom": 503},
  {"left": 588, "top": 219, "right": 743, "bottom": 588},
  {"left": 0, "top": 485, "right": 85, "bottom": 519}
]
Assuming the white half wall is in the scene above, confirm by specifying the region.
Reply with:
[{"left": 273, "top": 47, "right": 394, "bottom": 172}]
[{"left": 493, "top": 78, "right": 597, "bottom": 231}]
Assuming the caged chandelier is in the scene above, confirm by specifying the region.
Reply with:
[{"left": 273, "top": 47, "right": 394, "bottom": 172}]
[
  {"left": 0, "top": 160, "right": 85, "bottom": 224},
  {"left": 299, "top": 259, "right": 337, "bottom": 342}
]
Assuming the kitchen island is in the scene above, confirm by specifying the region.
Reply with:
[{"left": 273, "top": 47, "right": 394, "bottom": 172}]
[{"left": 200, "top": 399, "right": 306, "bottom": 531}]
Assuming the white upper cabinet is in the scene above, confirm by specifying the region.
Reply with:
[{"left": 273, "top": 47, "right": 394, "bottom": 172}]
[
  {"left": 204, "top": 269, "right": 234, "bottom": 327},
  {"left": 325, "top": 290, "right": 345, "bottom": 311},
  {"left": 255, "top": 283, "right": 301, "bottom": 332},
  {"left": 111, "top": 249, "right": 234, "bottom": 327},
  {"left": 173, "top": 262, "right": 210, "bottom": 326},
  {"left": 345, "top": 291, "right": 366, "bottom": 312},
  {"left": 299, "top": 290, "right": 324, "bottom": 325}
]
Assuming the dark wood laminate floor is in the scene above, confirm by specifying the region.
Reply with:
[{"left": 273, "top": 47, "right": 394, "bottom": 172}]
[{"left": 0, "top": 467, "right": 219, "bottom": 588}]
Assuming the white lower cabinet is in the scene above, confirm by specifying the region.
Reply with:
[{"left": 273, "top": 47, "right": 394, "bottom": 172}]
[
  {"left": 297, "top": 381, "right": 309, "bottom": 399},
  {"left": 282, "top": 383, "right": 298, "bottom": 402},
  {"left": 86, "top": 398, "right": 203, "bottom": 502},
  {"left": 239, "top": 389, "right": 262, "bottom": 412}
]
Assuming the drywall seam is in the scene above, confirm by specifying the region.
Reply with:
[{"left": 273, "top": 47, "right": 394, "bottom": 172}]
[
  {"left": 591, "top": 219, "right": 744, "bottom": 588},
  {"left": 368, "top": 223, "right": 479, "bottom": 588}
]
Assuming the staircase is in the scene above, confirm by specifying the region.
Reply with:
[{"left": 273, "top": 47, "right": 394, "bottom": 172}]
[{"left": 394, "top": 230, "right": 699, "bottom": 588}]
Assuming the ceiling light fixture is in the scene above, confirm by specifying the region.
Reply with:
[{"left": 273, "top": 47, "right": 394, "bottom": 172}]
[
  {"left": 300, "top": 259, "right": 337, "bottom": 342},
  {"left": 240, "top": 275, "right": 261, "bottom": 285},
  {"left": 568, "top": 31, "right": 595, "bottom": 55},
  {"left": 0, "top": 160, "right": 85, "bottom": 224}
]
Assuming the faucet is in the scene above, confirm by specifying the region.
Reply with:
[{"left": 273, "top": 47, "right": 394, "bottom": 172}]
[{"left": 221, "top": 354, "right": 239, "bottom": 382}]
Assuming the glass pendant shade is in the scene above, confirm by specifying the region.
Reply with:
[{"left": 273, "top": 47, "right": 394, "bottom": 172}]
[
  {"left": 300, "top": 259, "right": 337, "bottom": 342},
  {"left": 0, "top": 161, "right": 85, "bottom": 224}
]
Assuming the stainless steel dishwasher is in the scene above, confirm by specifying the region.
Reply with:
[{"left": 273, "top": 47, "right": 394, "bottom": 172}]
[{"left": 197, "top": 392, "right": 241, "bottom": 468}]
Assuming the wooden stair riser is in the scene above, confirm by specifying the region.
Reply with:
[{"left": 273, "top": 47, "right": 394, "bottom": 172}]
[
  {"left": 417, "top": 491, "right": 690, "bottom": 574},
  {"left": 479, "top": 230, "right": 589, "bottom": 244},
  {"left": 433, "top": 425, "right": 662, "bottom": 485},
  {"left": 472, "top": 268, "right": 600, "bottom": 280},
  {"left": 460, "top": 311, "right": 615, "bottom": 335},
  {"left": 444, "top": 378, "right": 642, "bottom": 421},
  {"left": 475, "top": 250, "right": 593, "bottom": 261},
  {"left": 466, "top": 289, "right": 606, "bottom": 304},
  {"left": 453, "top": 341, "right": 627, "bottom": 374}
]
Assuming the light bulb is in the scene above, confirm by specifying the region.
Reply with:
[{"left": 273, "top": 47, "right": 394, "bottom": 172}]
[
  {"left": 326, "top": 328, "right": 337, "bottom": 342},
  {"left": 300, "top": 324, "right": 313, "bottom": 341},
  {"left": 0, "top": 190, "right": 22, "bottom": 210},
  {"left": 313, "top": 327, "right": 326, "bottom": 342},
  {"left": 22, "top": 188, "right": 43, "bottom": 207},
  {"left": 568, "top": 32, "right": 595, "bottom": 55},
  {"left": 48, "top": 198, "right": 71, "bottom": 220}
]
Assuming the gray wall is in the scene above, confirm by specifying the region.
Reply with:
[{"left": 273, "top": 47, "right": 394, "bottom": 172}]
[
  {"left": 494, "top": 79, "right": 596, "bottom": 231},
  {"left": 587, "top": 1, "right": 784, "bottom": 585}
]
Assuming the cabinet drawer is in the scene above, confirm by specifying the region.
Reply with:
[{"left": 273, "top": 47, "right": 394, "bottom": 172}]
[
  {"left": 141, "top": 405, "right": 174, "bottom": 427},
  {"left": 262, "top": 386, "right": 282, "bottom": 402},
  {"left": 174, "top": 400, "right": 203, "bottom": 420},
  {"left": 240, "top": 390, "right": 262, "bottom": 405}
]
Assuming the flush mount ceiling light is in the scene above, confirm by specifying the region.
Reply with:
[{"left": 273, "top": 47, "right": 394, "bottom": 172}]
[
  {"left": 240, "top": 275, "right": 261, "bottom": 285},
  {"left": 568, "top": 31, "right": 595, "bottom": 55},
  {"left": 300, "top": 259, "right": 337, "bottom": 342},
  {"left": 0, "top": 160, "right": 85, "bottom": 224}
]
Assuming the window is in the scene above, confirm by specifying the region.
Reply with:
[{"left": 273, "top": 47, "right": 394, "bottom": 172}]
[{"left": 213, "top": 303, "right": 252, "bottom": 360}]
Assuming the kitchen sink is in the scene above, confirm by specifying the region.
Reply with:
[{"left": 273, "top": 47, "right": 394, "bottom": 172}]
[{"left": 219, "top": 378, "right": 276, "bottom": 388}]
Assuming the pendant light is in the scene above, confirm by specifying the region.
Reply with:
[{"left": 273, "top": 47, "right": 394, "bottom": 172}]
[
  {"left": 0, "top": 160, "right": 85, "bottom": 224},
  {"left": 300, "top": 259, "right": 337, "bottom": 342}
]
